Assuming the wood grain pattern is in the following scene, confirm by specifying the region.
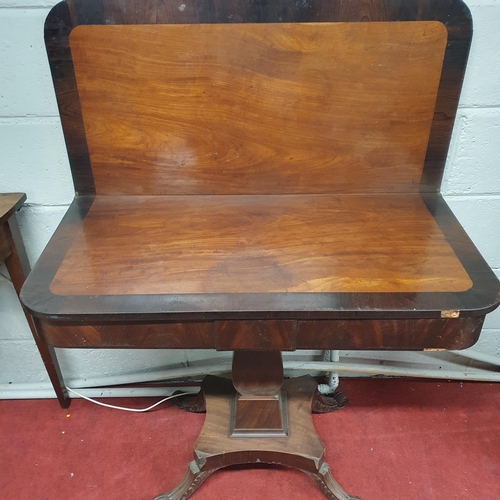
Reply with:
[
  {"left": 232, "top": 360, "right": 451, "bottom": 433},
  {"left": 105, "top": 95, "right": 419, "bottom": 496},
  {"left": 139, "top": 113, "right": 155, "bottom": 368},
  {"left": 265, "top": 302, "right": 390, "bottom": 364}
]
[
  {"left": 232, "top": 351, "right": 283, "bottom": 397},
  {"left": 217, "top": 320, "right": 295, "bottom": 350},
  {"left": 231, "top": 351, "right": 286, "bottom": 436},
  {"left": 69, "top": 22, "right": 447, "bottom": 195},
  {"left": 20, "top": 194, "right": 499, "bottom": 320},
  {"left": 46, "top": 0, "right": 474, "bottom": 196},
  {"left": 34, "top": 320, "right": 215, "bottom": 348},
  {"left": 25, "top": 0, "right": 498, "bottom": 325},
  {"left": 49, "top": 194, "right": 471, "bottom": 296},
  {"left": 194, "top": 375, "right": 324, "bottom": 463},
  {"left": 34, "top": 317, "right": 482, "bottom": 350},
  {"left": 295, "top": 317, "right": 483, "bottom": 350}
]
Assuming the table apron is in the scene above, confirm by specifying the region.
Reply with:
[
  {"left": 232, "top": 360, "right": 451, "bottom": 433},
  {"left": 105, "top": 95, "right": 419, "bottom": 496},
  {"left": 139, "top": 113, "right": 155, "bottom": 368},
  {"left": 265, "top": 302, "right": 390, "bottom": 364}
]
[{"left": 34, "top": 317, "right": 483, "bottom": 351}]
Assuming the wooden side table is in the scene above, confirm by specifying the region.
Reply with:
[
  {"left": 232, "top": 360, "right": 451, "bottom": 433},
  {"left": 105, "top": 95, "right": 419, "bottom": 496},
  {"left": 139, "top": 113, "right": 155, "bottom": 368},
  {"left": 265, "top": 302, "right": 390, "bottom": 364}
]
[{"left": 1, "top": 193, "right": 68, "bottom": 407}]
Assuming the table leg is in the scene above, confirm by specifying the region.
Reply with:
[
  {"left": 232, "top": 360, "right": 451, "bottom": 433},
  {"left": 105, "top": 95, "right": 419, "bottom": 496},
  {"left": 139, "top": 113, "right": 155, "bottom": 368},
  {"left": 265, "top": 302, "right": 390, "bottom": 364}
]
[
  {"left": 4, "top": 216, "right": 70, "bottom": 408},
  {"left": 156, "top": 351, "right": 360, "bottom": 500}
]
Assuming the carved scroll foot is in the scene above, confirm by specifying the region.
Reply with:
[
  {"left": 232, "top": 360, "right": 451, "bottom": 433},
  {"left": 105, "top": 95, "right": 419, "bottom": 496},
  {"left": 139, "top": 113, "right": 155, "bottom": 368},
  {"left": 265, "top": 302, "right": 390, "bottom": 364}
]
[
  {"left": 171, "top": 391, "right": 206, "bottom": 413},
  {"left": 307, "top": 463, "right": 362, "bottom": 500},
  {"left": 312, "top": 390, "right": 348, "bottom": 413},
  {"left": 154, "top": 461, "right": 215, "bottom": 500}
]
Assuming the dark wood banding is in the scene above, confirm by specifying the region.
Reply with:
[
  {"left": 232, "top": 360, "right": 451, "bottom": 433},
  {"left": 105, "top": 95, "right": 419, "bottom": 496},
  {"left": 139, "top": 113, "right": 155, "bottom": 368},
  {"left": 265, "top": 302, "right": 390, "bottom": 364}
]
[{"left": 45, "top": 3, "right": 95, "bottom": 196}]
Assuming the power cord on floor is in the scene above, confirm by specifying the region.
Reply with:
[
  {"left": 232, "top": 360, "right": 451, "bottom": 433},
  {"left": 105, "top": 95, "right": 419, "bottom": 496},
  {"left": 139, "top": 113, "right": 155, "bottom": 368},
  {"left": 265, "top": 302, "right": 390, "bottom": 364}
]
[{"left": 66, "top": 387, "right": 193, "bottom": 412}]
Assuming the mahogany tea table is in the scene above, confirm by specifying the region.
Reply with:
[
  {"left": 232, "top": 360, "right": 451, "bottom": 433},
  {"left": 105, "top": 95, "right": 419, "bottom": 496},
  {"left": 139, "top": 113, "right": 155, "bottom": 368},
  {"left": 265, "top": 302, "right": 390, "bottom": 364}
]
[{"left": 20, "top": 1, "right": 500, "bottom": 499}]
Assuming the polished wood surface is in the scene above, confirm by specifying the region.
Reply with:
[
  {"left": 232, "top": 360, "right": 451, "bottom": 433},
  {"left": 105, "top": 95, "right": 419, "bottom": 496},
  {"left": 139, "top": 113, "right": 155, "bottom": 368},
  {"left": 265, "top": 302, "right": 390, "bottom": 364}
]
[
  {"left": 70, "top": 23, "right": 446, "bottom": 196},
  {"left": 49, "top": 194, "right": 471, "bottom": 296},
  {"left": 46, "top": 0, "right": 473, "bottom": 195},
  {"left": 23, "top": 0, "right": 500, "bottom": 324},
  {"left": 22, "top": 195, "right": 499, "bottom": 320}
]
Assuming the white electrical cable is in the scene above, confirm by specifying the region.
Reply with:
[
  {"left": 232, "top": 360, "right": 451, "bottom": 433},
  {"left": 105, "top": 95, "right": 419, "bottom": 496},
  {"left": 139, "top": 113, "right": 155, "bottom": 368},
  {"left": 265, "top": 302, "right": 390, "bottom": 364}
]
[{"left": 66, "top": 387, "right": 192, "bottom": 412}]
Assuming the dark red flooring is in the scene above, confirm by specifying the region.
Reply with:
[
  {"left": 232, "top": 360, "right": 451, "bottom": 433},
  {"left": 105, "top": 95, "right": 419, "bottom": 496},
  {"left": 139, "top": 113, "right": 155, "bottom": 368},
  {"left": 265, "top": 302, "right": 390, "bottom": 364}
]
[{"left": 1, "top": 378, "right": 499, "bottom": 500}]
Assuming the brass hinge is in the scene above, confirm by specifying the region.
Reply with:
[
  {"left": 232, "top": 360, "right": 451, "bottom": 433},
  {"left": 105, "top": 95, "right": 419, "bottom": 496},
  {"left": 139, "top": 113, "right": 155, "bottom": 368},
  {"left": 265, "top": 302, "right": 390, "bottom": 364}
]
[{"left": 441, "top": 310, "right": 460, "bottom": 318}]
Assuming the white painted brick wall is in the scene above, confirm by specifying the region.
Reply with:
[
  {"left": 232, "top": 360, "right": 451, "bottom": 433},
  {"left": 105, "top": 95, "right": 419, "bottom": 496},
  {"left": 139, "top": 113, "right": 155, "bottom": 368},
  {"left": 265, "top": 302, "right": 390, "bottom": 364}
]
[
  {"left": 442, "top": 111, "right": 500, "bottom": 195},
  {"left": 0, "top": 118, "right": 73, "bottom": 205},
  {"left": 0, "top": 0, "right": 499, "bottom": 396},
  {"left": 458, "top": 2, "right": 500, "bottom": 107},
  {"left": 0, "top": 8, "right": 60, "bottom": 116}
]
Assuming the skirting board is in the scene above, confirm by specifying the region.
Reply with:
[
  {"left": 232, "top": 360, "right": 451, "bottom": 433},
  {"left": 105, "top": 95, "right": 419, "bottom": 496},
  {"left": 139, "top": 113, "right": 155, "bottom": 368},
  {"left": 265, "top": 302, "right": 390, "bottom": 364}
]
[{"left": 2, "top": 350, "right": 500, "bottom": 399}]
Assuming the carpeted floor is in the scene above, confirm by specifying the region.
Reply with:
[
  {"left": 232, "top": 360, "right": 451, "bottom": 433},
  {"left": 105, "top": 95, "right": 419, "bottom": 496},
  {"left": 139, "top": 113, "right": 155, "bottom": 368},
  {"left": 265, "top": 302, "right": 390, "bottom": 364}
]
[{"left": 1, "top": 378, "right": 499, "bottom": 500}]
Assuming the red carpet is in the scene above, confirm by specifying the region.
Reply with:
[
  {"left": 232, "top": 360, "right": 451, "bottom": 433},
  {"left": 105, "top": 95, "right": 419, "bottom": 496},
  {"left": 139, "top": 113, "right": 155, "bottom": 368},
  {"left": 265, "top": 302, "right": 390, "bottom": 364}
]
[{"left": 1, "top": 378, "right": 499, "bottom": 500}]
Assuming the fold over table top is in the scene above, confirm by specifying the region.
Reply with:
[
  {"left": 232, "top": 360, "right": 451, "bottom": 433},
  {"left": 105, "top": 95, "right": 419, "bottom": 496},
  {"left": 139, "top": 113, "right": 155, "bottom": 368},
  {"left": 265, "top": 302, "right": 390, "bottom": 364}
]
[
  {"left": 21, "top": 193, "right": 500, "bottom": 321},
  {"left": 22, "top": 6, "right": 500, "bottom": 323}
]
